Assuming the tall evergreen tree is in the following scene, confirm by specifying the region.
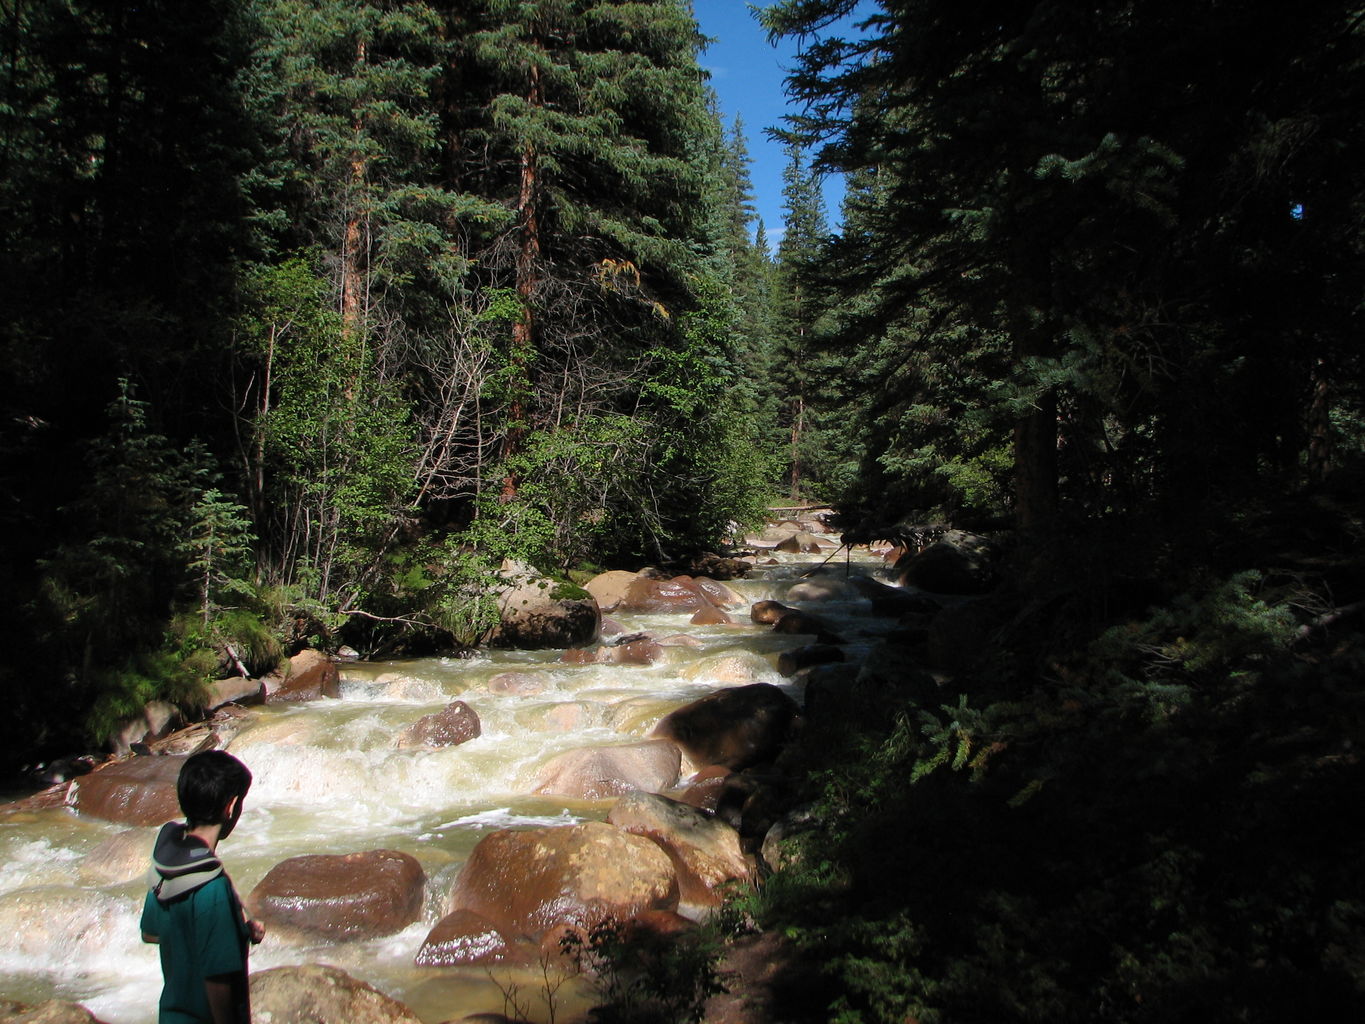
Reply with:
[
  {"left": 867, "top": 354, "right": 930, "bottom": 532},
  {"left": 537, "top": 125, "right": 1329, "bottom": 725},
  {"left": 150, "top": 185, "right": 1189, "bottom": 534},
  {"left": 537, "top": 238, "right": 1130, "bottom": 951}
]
[
  {"left": 440, "top": 0, "right": 756, "bottom": 559},
  {"left": 765, "top": 0, "right": 1365, "bottom": 548},
  {"left": 773, "top": 140, "right": 829, "bottom": 500}
]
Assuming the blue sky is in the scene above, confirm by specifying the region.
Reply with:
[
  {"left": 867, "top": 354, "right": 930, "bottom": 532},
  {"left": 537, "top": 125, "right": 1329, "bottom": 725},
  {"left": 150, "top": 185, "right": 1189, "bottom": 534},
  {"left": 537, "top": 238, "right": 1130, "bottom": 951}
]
[
  {"left": 693, "top": 1, "right": 872, "bottom": 245},
  {"left": 693, "top": 1, "right": 833, "bottom": 245}
]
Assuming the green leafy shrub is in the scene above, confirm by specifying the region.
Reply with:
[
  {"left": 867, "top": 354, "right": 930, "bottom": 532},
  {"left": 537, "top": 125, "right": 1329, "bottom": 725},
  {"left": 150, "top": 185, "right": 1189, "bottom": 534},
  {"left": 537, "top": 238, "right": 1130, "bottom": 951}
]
[
  {"left": 749, "top": 570, "right": 1365, "bottom": 1023},
  {"left": 562, "top": 919, "right": 725, "bottom": 1024}
]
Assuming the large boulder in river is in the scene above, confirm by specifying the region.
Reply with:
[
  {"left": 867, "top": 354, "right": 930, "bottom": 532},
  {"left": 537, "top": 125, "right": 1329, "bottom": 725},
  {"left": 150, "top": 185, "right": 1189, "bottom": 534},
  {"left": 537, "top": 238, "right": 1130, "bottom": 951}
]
[
  {"left": 847, "top": 575, "right": 944, "bottom": 617},
  {"left": 785, "top": 577, "right": 850, "bottom": 602},
  {"left": 651, "top": 684, "right": 802, "bottom": 772},
  {"left": 204, "top": 674, "right": 265, "bottom": 711},
  {"left": 617, "top": 576, "right": 709, "bottom": 614},
  {"left": 774, "top": 531, "right": 823, "bottom": 554},
  {"left": 532, "top": 740, "right": 681, "bottom": 800},
  {"left": 485, "top": 560, "right": 600, "bottom": 649},
  {"left": 396, "top": 700, "right": 481, "bottom": 749},
  {"left": 691, "top": 576, "right": 745, "bottom": 609},
  {"left": 246, "top": 850, "right": 425, "bottom": 940},
  {"left": 250, "top": 965, "right": 424, "bottom": 1024},
  {"left": 446, "top": 821, "right": 678, "bottom": 938},
  {"left": 583, "top": 570, "right": 640, "bottom": 613},
  {"left": 560, "top": 634, "right": 666, "bottom": 667},
  {"left": 267, "top": 649, "right": 341, "bottom": 703},
  {"left": 897, "top": 529, "right": 998, "bottom": 595},
  {"left": 750, "top": 600, "right": 792, "bottom": 624},
  {"left": 607, "top": 792, "right": 751, "bottom": 908},
  {"left": 68, "top": 756, "right": 183, "bottom": 826},
  {"left": 110, "top": 701, "right": 180, "bottom": 756},
  {"left": 690, "top": 602, "right": 734, "bottom": 626},
  {"left": 414, "top": 909, "right": 534, "bottom": 967}
]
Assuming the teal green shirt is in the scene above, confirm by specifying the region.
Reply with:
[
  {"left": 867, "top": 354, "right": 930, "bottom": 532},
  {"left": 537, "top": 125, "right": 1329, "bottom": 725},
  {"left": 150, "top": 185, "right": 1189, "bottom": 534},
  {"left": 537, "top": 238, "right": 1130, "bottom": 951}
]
[{"left": 141, "top": 873, "right": 250, "bottom": 1023}]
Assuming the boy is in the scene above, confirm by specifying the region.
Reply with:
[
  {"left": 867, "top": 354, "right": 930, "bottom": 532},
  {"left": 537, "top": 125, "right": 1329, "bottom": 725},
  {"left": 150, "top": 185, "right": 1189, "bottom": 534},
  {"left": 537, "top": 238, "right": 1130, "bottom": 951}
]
[{"left": 141, "top": 750, "right": 265, "bottom": 1024}]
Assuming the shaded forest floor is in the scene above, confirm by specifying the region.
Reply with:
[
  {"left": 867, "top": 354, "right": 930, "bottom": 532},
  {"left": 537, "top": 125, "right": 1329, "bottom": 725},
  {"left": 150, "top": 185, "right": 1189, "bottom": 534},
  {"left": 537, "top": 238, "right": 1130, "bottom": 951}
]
[{"left": 692, "top": 471, "right": 1365, "bottom": 1024}]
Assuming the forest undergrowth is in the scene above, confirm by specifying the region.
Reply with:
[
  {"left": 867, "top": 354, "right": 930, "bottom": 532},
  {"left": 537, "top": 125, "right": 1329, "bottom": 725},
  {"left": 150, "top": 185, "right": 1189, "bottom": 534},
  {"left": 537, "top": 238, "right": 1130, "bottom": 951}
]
[{"left": 686, "top": 478, "right": 1365, "bottom": 1024}]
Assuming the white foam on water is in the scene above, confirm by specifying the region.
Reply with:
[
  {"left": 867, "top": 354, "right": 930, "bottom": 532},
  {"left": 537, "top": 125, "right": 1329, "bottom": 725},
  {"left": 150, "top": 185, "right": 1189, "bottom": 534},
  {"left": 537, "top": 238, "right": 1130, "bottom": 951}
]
[
  {"left": 421, "top": 806, "right": 583, "bottom": 836},
  {"left": 0, "top": 557, "right": 870, "bottom": 1019},
  {"left": 0, "top": 837, "right": 83, "bottom": 895},
  {"left": 0, "top": 885, "right": 155, "bottom": 989}
]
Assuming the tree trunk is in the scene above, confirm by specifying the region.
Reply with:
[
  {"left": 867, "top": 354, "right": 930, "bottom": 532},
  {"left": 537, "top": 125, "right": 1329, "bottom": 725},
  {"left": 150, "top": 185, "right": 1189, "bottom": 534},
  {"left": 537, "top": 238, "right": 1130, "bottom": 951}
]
[
  {"left": 502, "top": 59, "right": 542, "bottom": 501},
  {"left": 1307, "top": 356, "right": 1333, "bottom": 485},
  {"left": 340, "top": 37, "right": 368, "bottom": 344}
]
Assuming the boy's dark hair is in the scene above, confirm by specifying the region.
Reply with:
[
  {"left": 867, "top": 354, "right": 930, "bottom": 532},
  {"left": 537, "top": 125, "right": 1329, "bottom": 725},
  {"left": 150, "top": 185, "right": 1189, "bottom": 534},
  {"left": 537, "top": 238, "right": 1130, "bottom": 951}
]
[{"left": 177, "top": 750, "right": 252, "bottom": 827}]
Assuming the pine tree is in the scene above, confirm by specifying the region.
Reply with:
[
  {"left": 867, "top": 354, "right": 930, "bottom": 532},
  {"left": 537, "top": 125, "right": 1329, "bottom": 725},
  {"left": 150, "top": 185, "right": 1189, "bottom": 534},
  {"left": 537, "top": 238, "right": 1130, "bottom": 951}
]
[
  {"left": 764, "top": 0, "right": 1365, "bottom": 546},
  {"left": 774, "top": 141, "right": 830, "bottom": 501},
  {"left": 441, "top": 0, "right": 752, "bottom": 558}
]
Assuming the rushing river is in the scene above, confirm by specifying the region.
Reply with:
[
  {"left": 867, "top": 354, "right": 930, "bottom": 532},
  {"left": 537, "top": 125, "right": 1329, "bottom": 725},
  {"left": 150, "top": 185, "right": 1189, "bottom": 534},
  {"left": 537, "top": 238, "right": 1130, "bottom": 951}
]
[{"left": 0, "top": 547, "right": 889, "bottom": 1023}]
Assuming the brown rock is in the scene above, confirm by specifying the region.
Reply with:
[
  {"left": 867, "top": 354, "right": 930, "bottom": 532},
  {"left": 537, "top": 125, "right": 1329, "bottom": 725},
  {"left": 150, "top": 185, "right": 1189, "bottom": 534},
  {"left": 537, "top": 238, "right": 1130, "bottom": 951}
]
[
  {"left": 897, "top": 529, "right": 998, "bottom": 595},
  {"left": 774, "top": 531, "right": 822, "bottom": 554},
  {"left": 396, "top": 701, "right": 481, "bottom": 749},
  {"left": 605, "top": 636, "right": 665, "bottom": 665},
  {"left": 607, "top": 792, "right": 751, "bottom": 907},
  {"left": 0, "top": 1000, "right": 109, "bottom": 1023},
  {"left": 485, "top": 561, "right": 600, "bottom": 649},
  {"left": 204, "top": 675, "right": 265, "bottom": 710},
  {"left": 785, "top": 578, "right": 848, "bottom": 602},
  {"left": 715, "top": 769, "right": 799, "bottom": 849},
  {"left": 772, "top": 610, "right": 841, "bottom": 643},
  {"left": 692, "top": 577, "right": 745, "bottom": 609},
  {"left": 414, "top": 909, "right": 532, "bottom": 967},
  {"left": 689, "top": 602, "right": 734, "bottom": 626},
  {"left": 848, "top": 575, "right": 943, "bottom": 616},
  {"left": 532, "top": 740, "right": 681, "bottom": 800},
  {"left": 560, "top": 647, "right": 601, "bottom": 665},
  {"left": 667, "top": 765, "right": 732, "bottom": 812},
  {"left": 111, "top": 701, "right": 180, "bottom": 756},
  {"left": 147, "top": 722, "right": 216, "bottom": 757},
  {"left": 268, "top": 649, "right": 340, "bottom": 704},
  {"left": 618, "top": 576, "right": 707, "bottom": 613},
  {"left": 249, "top": 965, "right": 424, "bottom": 1024},
  {"left": 749, "top": 600, "right": 792, "bottom": 624},
  {"left": 69, "top": 756, "right": 183, "bottom": 826},
  {"left": 247, "top": 849, "right": 425, "bottom": 940},
  {"left": 685, "top": 554, "right": 751, "bottom": 581},
  {"left": 560, "top": 636, "right": 666, "bottom": 667},
  {"left": 652, "top": 684, "right": 802, "bottom": 772},
  {"left": 447, "top": 821, "right": 677, "bottom": 938},
  {"left": 583, "top": 570, "right": 640, "bottom": 613}
]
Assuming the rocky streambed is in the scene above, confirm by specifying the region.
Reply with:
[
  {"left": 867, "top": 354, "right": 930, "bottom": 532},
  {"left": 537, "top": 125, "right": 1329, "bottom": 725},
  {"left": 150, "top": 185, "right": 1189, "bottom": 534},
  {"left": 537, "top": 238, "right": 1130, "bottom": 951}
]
[{"left": 0, "top": 517, "right": 993, "bottom": 1023}]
